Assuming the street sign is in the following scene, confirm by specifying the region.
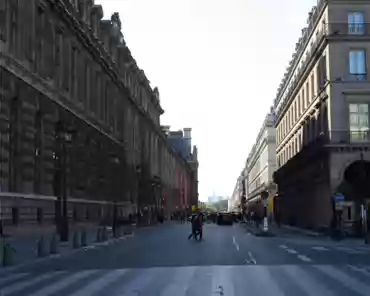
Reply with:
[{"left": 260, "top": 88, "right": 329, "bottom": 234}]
[
  {"left": 333, "top": 193, "right": 345, "bottom": 203},
  {"left": 361, "top": 204, "right": 366, "bottom": 219}
]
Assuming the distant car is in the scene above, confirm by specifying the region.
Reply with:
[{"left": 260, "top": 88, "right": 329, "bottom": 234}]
[{"left": 216, "top": 212, "right": 234, "bottom": 225}]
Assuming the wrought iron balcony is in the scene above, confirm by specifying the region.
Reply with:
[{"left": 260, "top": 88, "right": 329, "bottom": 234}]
[
  {"left": 327, "top": 23, "right": 370, "bottom": 37},
  {"left": 275, "top": 21, "right": 370, "bottom": 117},
  {"left": 327, "top": 130, "right": 370, "bottom": 145}
]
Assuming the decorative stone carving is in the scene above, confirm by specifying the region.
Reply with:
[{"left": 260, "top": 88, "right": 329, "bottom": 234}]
[{"left": 153, "top": 87, "right": 160, "bottom": 101}]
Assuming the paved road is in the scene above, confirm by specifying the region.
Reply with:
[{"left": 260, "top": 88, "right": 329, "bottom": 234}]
[{"left": 0, "top": 222, "right": 370, "bottom": 295}]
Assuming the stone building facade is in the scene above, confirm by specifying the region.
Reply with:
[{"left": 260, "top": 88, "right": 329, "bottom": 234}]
[
  {"left": 0, "top": 0, "right": 198, "bottom": 226},
  {"left": 273, "top": 0, "right": 370, "bottom": 233}
]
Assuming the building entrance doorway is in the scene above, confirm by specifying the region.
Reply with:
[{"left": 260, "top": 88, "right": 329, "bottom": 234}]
[{"left": 338, "top": 160, "right": 370, "bottom": 236}]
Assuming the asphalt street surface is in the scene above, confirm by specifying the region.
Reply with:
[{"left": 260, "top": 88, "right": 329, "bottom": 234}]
[{"left": 1, "top": 222, "right": 370, "bottom": 295}]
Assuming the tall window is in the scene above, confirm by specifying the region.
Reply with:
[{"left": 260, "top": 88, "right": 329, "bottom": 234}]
[
  {"left": 349, "top": 50, "right": 366, "bottom": 80},
  {"left": 9, "top": 97, "right": 19, "bottom": 192},
  {"left": 348, "top": 12, "right": 364, "bottom": 35},
  {"left": 0, "top": 0, "right": 7, "bottom": 42},
  {"left": 34, "top": 111, "right": 43, "bottom": 193},
  {"left": 349, "top": 103, "right": 369, "bottom": 142}
]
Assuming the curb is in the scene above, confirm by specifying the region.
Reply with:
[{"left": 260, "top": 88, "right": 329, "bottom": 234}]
[
  {"left": 243, "top": 225, "right": 276, "bottom": 237},
  {"left": 281, "top": 225, "right": 322, "bottom": 237},
  {"left": 0, "top": 234, "right": 132, "bottom": 276}
]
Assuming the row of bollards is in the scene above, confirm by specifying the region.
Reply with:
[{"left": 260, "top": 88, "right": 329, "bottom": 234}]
[
  {"left": 1, "top": 239, "right": 16, "bottom": 267},
  {"left": 36, "top": 234, "right": 60, "bottom": 258},
  {"left": 36, "top": 230, "right": 90, "bottom": 257},
  {"left": 1, "top": 226, "right": 135, "bottom": 268},
  {"left": 95, "top": 226, "right": 132, "bottom": 242},
  {"left": 96, "top": 227, "right": 109, "bottom": 242}
]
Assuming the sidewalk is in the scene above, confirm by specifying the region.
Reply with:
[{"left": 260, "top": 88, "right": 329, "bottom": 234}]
[
  {"left": 276, "top": 224, "right": 323, "bottom": 237},
  {"left": 242, "top": 221, "right": 275, "bottom": 237},
  {"left": 0, "top": 223, "right": 135, "bottom": 268},
  {"left": 242, "top": 220, "right": 325, "bottom": 237}
]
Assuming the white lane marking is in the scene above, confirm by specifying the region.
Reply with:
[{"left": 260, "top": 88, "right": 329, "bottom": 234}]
[
  {"left": 335, "top": 246, "right": 352, "bottom": 252},
  {"left": 232, "top": 236, "right": 240, "bottom": 251},
  {"left": 244, "top": 265, "right": 285, "bottom": 296},
  {"left": 0, "top": 272, "right": 29, "bottom": 287},
  {"left": 297, "top": 254, "right": 312, "bottom": 262},
  {"left": 68, "top": 269, "right": 127, "bottom": 296},
  {"left": 27, "top": 270, "right": 98, "bottom": 296},
  {"left": 283, "top": 265, "right": 335, "bottom": 296},
  {"left": 335, "top": 246, "right": 365, "bottom": 254},
  {"left": 248, "top": 251, "right": 257, "bottom": 265},
  {"left": 286, "top": 249, "right": 298, "bottom": 254},
  {"left": 312, "top": 246, "right": 329, "bottom": 251},
  {"left": 279, "top": 245, "right": 288, "bottom": 249},
  {"left": 315, "top": 265, "right": 370, "bottom": 295},
  {"left": 83, "top": 245, "right": 96, "bottom": 251},
  {"left": 160, "top": 266, "right": 196, "bottom": 296},
  {"left": 1, "top": 271, "right": 66, "bottom": 295},
  {"left": 211, "top": 266, "right": 235, "bottom": 296},
  {"left": 348, "top": 265, "right": 370, "bottom": 277}
]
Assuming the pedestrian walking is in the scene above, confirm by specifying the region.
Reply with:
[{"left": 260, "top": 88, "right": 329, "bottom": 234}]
[
  {"left": 187, "top": 210, "right": 205, "bottom": 241},
  {"left": 188, "top": 212, "right": 199, "bottom": 240}
]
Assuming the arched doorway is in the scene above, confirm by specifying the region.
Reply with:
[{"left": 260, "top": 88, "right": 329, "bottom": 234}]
[
  {"left": 337, "top": 160, "right": 370, "bottom": 236},
  {"left": 343, "top": 160, "right": 370, "bottom": 200}
]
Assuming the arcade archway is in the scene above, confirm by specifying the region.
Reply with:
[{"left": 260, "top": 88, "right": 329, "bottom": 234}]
[{"left": 336, "top": 160, "right": 370, "bottom": 236}]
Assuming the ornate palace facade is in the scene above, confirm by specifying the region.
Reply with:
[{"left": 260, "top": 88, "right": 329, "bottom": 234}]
[{"left": 0, "top": 0, "right": 198, "bottom": 226}]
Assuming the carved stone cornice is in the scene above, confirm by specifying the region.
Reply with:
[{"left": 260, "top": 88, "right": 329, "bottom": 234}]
[{"left": 47, "top": 0, "right": 191, "bottom": 170}]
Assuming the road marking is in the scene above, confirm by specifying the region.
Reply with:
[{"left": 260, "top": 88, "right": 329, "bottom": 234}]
[
  {"left": 248, "top": 251, "right": 257, "bottom": 265},
  {"left": 68, "top": 270, "right": 127, "bottom": 296},
  {"left": 347, "top": 265, "right": 370, "bottom": 276},
  {"left": 297, "top": 254, "right": 312, "bottom": 262},
  {"left": 279, "top": 245, "right": 288, "bottom": 249},
  {"left": 286, "top": 248, "right": 298, "bottom": 254},
  {"left": 312, "top": 246, "right": 329, "bottom": 251},
  {"left": 0, "top": 273, "right": 29, "bottom": 287},
  {"left": 27, "top": 270, "right": 98, "bottom": 296},
  {"left": 1, "top": 271, "right": 66, "bottom": 295},
  {"left": 232, "top": 236, "right": 240, "bottom": 251},
  {"left": 334, "top": 246, "right": 366, "bottom": 254}
]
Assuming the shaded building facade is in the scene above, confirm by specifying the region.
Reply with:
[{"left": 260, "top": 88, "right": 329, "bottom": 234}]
[
  {"left": 245, "top": 111, "right": 277, "bottom": 217},
  {"left": 0, "top": 0, "right": 198, "bottom": 227},
  {"left": 162, "top": 126, "right": 199, "bottom": 212},
  {"left": 273, "top": 0, "right": 370, "bottom": 233}
]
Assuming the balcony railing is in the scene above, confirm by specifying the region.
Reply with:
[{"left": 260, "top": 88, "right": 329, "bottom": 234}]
[
  {"left": 327, "top": 130, "right": 370, "bottom": 145},
  {"left": 327, "top": 23, "right": 370, "bottom": 37},
  {"left": 275, "top": 22, "right": 370, "bottom": 116}
]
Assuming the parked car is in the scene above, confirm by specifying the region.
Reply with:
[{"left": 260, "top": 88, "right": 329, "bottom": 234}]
[{"left": 216, "top": 212, "right": 234, "bottom": 225}]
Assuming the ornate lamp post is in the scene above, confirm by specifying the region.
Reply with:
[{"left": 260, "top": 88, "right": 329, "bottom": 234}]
[
  {"left": 135, "top": 165, "right": 142, "bottom": 224},
  {"left": 110, "top": 156, "right": 120, "bottom": 237},
  {"left": 55, "top": 122, "right": 74, "bottom": 242}
]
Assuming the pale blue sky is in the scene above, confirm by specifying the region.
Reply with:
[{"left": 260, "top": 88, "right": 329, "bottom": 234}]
[{"left": 96, "top": 0, "right": 317, "bottom": 201}]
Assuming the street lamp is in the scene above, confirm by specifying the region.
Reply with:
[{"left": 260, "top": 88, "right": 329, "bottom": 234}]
[
  {"left": 136, "top": 165, "right": 142, "bottom": 224},
  {"left": 360, "top": 152, "right": 369, "bottom": 244},
  {"left": 110, "top": 156, "right": 120, "bottom": 237},
  {"left": 55, "top": 122, "right": 74, "bottom": 242}
]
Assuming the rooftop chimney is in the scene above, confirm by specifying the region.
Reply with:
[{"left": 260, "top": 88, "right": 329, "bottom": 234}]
[{"left": 183, "top": 128, "right": 191, "bottom": 139}]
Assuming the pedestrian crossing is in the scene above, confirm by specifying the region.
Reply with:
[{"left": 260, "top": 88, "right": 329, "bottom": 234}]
[{"left": 0, "top": 264, "right": 369, "bottom": 296}]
